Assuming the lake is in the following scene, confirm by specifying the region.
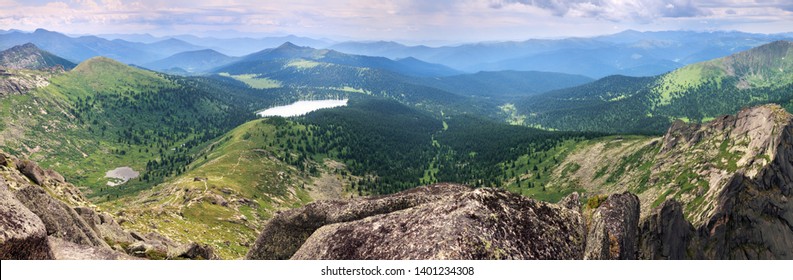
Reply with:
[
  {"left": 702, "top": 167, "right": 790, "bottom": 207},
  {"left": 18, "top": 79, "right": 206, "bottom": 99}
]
[{"left": 257, "top": 99, "right": 348, "bottom": 117}]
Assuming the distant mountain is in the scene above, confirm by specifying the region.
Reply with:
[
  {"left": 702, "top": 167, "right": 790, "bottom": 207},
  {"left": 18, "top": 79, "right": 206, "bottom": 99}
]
[
  {"left": 0, "top": 43, "right": 76, "bottom": 70},
  {"left": 478, "top": 46, "right": 683, "bottom": 78},
  {"left": 96, "top": 33, "right": 164, "bottom": 44},
  {"left": 113, "top": 38, "right": 204, "bottom": 57},
  {"left": 0, "top": 29, "right": 203, "bottom": 64},
  {"left": 412, "top": 70, "right": 593, "bottom": 100},
  {"left": 516, "top": 40, "right": 793, "bottom": 133},
  {"left": 143, "top": 49, "right": 238, "bottom": 73},
  {"left": 0, "top": 43, "right": 76, "bottom": 95},
  {"left": 330, "top": 30, "right": 793, "bottom": 77},
  {"left": 172, "top": 34, "right": 332, "bottom": 56},
  {"left": 218, "top": 42, "right": 460, "bottom": 77}
]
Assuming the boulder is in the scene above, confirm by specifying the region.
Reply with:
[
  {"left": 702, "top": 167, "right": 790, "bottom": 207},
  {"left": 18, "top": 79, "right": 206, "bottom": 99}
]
[
  {"left": 13, "top": 184, "right": 108, "bottom": 248},
  {"left": 170, "top": 243, "right": 218, "bottom": 260},
  {"left": 249, "top": 184, "right": 585, "bottom": 260},
  {"left": 246, "top": 183, "right": 470, "bottom": 259},
  {"left": 0, "top": 181, "right": 53, "bottom": 259},
  {"left": 584, "top": 192, "right": 640, "bottom": 260},
  {"left": 15, "top": 159, "right": 47, "bottom": 186},
  {"left": 49, "top": 237, "right": 139, "bottom": 260}
]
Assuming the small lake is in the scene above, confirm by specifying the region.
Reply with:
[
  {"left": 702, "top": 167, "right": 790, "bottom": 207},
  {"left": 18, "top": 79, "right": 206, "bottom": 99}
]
[
  {"left": 105, "top": 167, "right": 140, "bottom": 186},
  {"left": 257, "top": 99, "right": 348, "bottom": 117}
]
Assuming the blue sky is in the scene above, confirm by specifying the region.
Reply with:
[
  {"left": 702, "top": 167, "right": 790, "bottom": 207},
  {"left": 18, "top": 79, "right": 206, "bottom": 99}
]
[{"left": 2, "top": 0, "right": 792, "bottom": 43}]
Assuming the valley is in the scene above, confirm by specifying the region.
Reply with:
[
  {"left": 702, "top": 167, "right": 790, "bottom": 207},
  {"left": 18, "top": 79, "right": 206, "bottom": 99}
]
[{"left": 1, "top": 28, "right": 792, "bottom": 260}]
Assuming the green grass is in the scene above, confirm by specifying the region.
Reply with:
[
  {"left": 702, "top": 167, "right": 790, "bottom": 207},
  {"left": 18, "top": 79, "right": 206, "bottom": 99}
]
[
  {"left": 101, "top": 118, "right": 328, "bottom": 259},
  {"left": 218, "top": 73, "right": 282, "bottom": 89},
  {"left": 1, "top": 58, "right": 256, "bottom": 200}
]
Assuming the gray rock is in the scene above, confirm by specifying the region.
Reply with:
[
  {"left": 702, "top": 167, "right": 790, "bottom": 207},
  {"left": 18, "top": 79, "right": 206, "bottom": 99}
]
[
  {"left": 15, "top": 159, "right": 47, "bottom": 186},
  {"left": 558, "top": 192, "right": 581, "bottom": 211},
  {"left": 170, "top": 243, "right": 218, "bottom": 260},
  {"left": 74, "top": 207, "right": 136, "bottom": 245},
  {"left": 49, "top": 237, "right": 139, "bottom": 260},
  {"left": 13, "top": 184, "right": 108, "bottom": 248},
  {"left": 249, "top": 184, "right": 585, "bottom": 260},
  {"left": 584, "top": 192, "right": 640, "bottom": 260},
  {"left": 0, "top": 181, "right": 53, "bottom": 259},
  {"left": 638, "top": 200, "right": 695, "bottom": 259},
  {"left": 246, "top": 183, "right": 470, "bottom": 260}
]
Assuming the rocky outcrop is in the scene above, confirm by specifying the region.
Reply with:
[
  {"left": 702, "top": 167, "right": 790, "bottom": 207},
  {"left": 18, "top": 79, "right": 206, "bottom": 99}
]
[
  {"left": 634, "top": 105, "right": 793, "bottom": 260},
  {"left": 246, "top": 183, "right": 471, "bottom": 259},
  {"left": 0, "top": 181, "right": 53, "bottom": 259},
  {"left": 584, "top": 192, "right": 640, "bottom": 260},
  {"left": 638, "top": 200, "right": 695, "bottom": 259},
  {"left": 1, "top": 150, "right": 216, "bottom": 260},
  {"left": 48, "top": 237, "right": 138, "bottom": 260},
  {"left": 13, "top": 184, "right": 108, "bottom": 248},
  {"left": 249, "top": 184, "right": 585, "bottom": 260},
  {"left": 558, "top": 192, "right": 581, "bottom": 211},
  {"left": 74, "top": 207, "right": 136, "bottom": 245}
]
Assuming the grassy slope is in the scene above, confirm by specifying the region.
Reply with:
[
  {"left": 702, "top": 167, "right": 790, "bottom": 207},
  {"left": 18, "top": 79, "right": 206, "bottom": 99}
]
[
  {"left": 1, "top": 58, "right": 174, "bottom": 194},
  {"left": 518, "top": 41, "right": 793, "bottom": 133},
  {"left": 102, "top": 118, "right": 357, "bottom": 259},
  {"left": 1, "top": 57, "right": 258, "bottom": 200}
]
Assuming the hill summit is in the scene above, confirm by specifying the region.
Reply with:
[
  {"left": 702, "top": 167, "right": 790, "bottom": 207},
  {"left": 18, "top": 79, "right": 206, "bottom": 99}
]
[{"left": 0, "top": 43, "right": 76, "bottom": 70}]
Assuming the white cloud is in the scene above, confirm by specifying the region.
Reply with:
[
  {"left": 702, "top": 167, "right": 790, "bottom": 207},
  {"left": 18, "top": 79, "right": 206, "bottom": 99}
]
[{"left": 0, "top": 0, "right": 791, "bottom": 42}]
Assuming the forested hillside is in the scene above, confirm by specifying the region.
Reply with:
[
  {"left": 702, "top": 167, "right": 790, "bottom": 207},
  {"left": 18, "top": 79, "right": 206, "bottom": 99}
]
[{"left": 517, "top": 41, "right": 793, "bottom": 133}]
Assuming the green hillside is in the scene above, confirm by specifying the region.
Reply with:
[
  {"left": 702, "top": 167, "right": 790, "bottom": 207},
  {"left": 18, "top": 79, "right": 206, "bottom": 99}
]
[
  {"left": 517, "top": 40, "right": 793, "bottom": 133},
  {"left": 0, "top": 57, "right": 269, "bottom": 199}
]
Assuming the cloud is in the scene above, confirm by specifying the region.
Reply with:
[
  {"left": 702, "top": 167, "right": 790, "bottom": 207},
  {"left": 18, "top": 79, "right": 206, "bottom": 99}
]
[
  {"left": 490, "top": 0, "right": 709, "bottom": 22},
  {"left": 1, "top": 0, "right": 791, "bottom": 42}
]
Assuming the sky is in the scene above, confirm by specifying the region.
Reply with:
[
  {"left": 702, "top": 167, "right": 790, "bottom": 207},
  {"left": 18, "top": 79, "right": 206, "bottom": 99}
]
[{"left": 1, "top": 0, "right": 792, "bottom": 44}]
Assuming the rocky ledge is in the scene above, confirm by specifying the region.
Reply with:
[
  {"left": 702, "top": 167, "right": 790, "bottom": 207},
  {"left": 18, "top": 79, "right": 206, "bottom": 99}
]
[{"left": 248, "top": 184, "right": 586, "bottom": 260}]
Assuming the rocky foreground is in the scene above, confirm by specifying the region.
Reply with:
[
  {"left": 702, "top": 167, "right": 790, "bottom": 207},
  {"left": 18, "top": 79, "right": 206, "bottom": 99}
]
[{"left": 0, "top": 151, "right": 217, "bottom": 260}]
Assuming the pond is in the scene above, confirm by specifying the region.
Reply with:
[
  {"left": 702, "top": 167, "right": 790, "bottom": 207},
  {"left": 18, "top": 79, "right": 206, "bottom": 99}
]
[{"left": 105, "top": 166, "right": 140, "bottom": 186}]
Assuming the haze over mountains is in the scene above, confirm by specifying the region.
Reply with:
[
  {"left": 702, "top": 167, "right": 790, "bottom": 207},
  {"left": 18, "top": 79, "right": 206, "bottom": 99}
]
[{"left": 4, "top": 28, "right": 793, "bottom": 78}]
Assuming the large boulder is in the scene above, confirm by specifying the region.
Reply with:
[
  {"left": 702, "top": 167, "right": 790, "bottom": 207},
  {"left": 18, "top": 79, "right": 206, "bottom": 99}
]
[
  {"left": 15, "top": 159, "right": 47, "bottom": 186},
  {"left": 74, "top": 207, "right": 136, "bottom": 245},
  {"left": 246, "top": 183, "right": 470, "bottom": 259},
  {"left": 0, "top": 181, "right": 53, "bottom": 259},
  {"left": 48, "top": 237, "right": 138, "bottom": 260},
  {"left": 249, "top": 184, "right": 585, "bottom": 260},
  {"left": 169, "top": 243, "right": 219, "bottom": 260},
  {"left": 13, "top": 185, "right": 108, "bottom": 248},
  {"left": 638, "top": 200, "right": 695, "bottom": 259},
  {"left": 584, "top": 192, "right": 640, "bottom": 260}
]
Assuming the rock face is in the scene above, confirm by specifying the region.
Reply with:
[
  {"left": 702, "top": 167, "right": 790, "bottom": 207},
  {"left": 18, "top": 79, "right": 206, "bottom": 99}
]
[
  {"left": 638, "top": 200, "right": 695, "bottom": 260},
  {"left": 0, "top": 182, "right": 53, "bottom": 259},
  {"left": 74, "top": 207, "right": 136, "bottom": 245},
  {"left": 661, "top": 105, "right": 793, "bottom": 259},
  {"left": 13, "top": 185, "right": 108, "bottom": 248},
  {"left": 584, "top": 192, "right": 640, "bottom": 260},
  {"left": 249, "top": 184, "right": 585, "bottom": 260}
]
